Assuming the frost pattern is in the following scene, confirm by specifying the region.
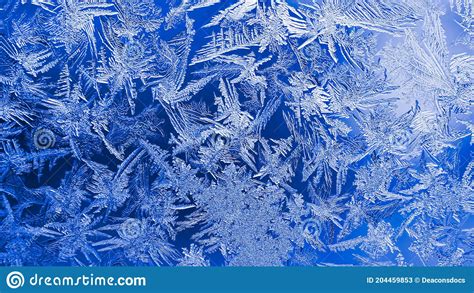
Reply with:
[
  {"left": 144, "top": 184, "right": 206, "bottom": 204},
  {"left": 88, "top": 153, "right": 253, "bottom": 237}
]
[{"left": 0, "top": 0, "right": 473, "bottom": 266}]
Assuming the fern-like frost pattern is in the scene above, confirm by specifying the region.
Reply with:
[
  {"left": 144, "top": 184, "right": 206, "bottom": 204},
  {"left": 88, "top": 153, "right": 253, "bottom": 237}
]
[{"left": 0, "top": 0, "right": 473, "bottom": 266}]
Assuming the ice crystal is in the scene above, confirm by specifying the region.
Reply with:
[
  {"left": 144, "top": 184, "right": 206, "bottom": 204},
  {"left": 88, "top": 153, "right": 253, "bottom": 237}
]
[{"left": 0, "top": 0, "right": 472, "bottom": 266}]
